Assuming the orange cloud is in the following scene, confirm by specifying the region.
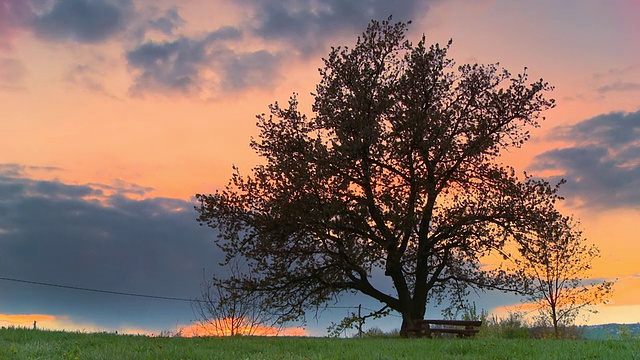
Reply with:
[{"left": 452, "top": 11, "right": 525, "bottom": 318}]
[
  {"left": 599, "top": 276, "right": 640, "bottom": 307},
  {"left": 1, "top": 314, "right": 174, "bottom": 337},
  {"left": 490, "top": 302, "right": 541, "bottom": 323},
  {"left": 0, "top": 313, "right": 58, "bottom": 327},
  {"left": 0, "top": 313, "right": 109, "bottom": 333},
  {"left": 585, "top": 304, "right": 640, "bottom": 325}
]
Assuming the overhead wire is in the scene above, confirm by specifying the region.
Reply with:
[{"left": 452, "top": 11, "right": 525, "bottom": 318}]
[
  {"left": 0, "top": 276, "right": 401, "bottom": 317},
  {"left": 0, "top": 276, "right": 203, "bottom": 303}
]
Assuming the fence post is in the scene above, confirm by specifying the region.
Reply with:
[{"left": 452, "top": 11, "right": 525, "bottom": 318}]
[{"left": 358, "top": 304, "right": 363, "bottom": 338}]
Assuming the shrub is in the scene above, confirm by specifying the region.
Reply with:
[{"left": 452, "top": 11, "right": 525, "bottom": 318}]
[{"left": 481, "top": 312, "right": 530, "bottom": 339}]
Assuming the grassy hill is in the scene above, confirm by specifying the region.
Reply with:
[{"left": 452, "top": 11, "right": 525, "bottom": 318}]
[
  {"left": 582, "top": 323, "right": 640, "bottom": 340},
  {"left": 2, "top": 327, "right": 640, "bottom": 359}
]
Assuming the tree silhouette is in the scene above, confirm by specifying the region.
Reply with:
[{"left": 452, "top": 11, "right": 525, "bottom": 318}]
[
  {"left": 193, "top": 263, "right": 280, "bottom": 336},
  {"left": 196, "top": 17, "right": 556, "bottom": 336},
  {"left": 516, "top": 212, "right": 614, "bottom": 338}
]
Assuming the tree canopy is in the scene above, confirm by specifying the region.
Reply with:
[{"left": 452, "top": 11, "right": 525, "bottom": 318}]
[{"left": 196, "top": 18, "right": 557, "bottom": 336}]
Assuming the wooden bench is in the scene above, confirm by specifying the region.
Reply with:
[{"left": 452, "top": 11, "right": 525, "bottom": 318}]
[{"left": 412, "top": 319, "right": 482, "bottom": 338}]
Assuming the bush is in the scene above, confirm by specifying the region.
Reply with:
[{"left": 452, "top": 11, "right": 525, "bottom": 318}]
[
  {"left": 617, "top": 325, "right": 633, "bottom": 340},
  {"left": 356, "top": 327, "right": 400, "bottom": 338},
  {"left": 480, "top": 313, "right": 530, "bottom": 339}
]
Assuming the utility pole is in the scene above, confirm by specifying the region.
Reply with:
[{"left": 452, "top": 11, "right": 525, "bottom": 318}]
[{"left": 358, "top": 304, "right": 363, "bottom": 338}]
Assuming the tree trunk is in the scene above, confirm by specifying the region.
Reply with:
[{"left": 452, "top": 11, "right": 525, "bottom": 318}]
[
  {"left": 551, "top": 305, "right": 559, "bottom": 338},
  {"left": 399, "top": 303, "right": 427, "bottom": 338},
  {"left": 400, "top": 315, "right": 419, "bottom": 338}
]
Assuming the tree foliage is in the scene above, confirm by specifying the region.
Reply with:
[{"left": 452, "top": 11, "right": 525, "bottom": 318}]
[
  {"left": 196, "top": 18, "right": 556, "bottom": 336},
  {"left": 515, "top": 212, "right": 614, "bottom": 338}
]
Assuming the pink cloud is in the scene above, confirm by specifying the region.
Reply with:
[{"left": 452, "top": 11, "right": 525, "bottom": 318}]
[{"left": 0, "top": 0, "right": 33, "bottom": 50}]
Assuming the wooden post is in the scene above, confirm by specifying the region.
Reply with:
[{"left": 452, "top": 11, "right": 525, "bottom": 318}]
[{"left": 358, "top": 304, "right": 363, "bottom": 338}]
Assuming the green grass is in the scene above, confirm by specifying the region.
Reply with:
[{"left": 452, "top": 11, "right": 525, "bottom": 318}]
[{"left": 1, "top": 327, "right": 640, "bottom": 359}]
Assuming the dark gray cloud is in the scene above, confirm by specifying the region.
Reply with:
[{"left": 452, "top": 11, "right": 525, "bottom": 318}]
[
  {"left": 4, "top": 1, "right": 436, "bottom": 97},
  {"left": 531, "top": 111, "right": 640, "bottom": 209},
  {"left": 212, "top": 48, "right": 282, "bottom": 92},
  {"left": 125, "top": 1, "right": 434, "bottom": 96},
  {"left": 126, "top": 6, "right": 186, "bottom": 46},
  {"left": 126, "top": 36, "right": 208, "bottom": 95},
  {"left": 0, "top": 164, "right": 539, "bottom": 334},
  {"left": 0, "top": 163, "right": 62, "bottom": 177},
  {"left": 597, "top": 82, "right": 640, "bottom": 94},
  {"left": 126, "top": 26, "right": 282, "bottom": 96},
  {"left": 132, "top": 6, "right": 184, "bottom": 41},
  {"left": 593, "top": 64, "right": 640, "bottom": 80},
  {"left": 144, "top": 7, "right": 183, "bottom": 36},
  {"left": 32, "top": 0, "right": 132, "bottom": 43},
  {"left": 244, "top": 0, "right": 432, "bottom": 53},
  {"left": 2, "top": 0, "right": 150, "bottom": 46},
  {"left": 0, "top": 165, "right": 222, "bottom": 331}
]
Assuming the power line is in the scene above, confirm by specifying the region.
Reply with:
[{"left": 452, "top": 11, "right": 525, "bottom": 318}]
[
  {"left": 325, "top": 306, "right": 358, "bottom": 309},
  {"left": 0, "top": 276, "right": 400, "bottom": 316},
  {"left": 0, "top": 276, "right": 202, "bottom": 303},
  {"left": 324, "top": 305, "right": 402, "bottom": 318},
  {"left": 363, "top": 307, "right": 402, "bottom": 318}
]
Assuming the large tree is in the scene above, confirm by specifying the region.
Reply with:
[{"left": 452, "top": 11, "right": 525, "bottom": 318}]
[{"left": 196, "top": 18, "right": 556, "bottom": 336}]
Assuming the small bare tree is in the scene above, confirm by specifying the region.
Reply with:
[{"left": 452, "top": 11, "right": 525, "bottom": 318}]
[
  {"left": 516, "top": 212, "right": 614, "bottom": 338},
  {"left": 193, "top": 263, "right": 280, "bottom": 336}
]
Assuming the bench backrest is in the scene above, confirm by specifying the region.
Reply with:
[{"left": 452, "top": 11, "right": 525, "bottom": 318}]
[{"left": 421, "top": 319, "right": 482, "bottom": 327}]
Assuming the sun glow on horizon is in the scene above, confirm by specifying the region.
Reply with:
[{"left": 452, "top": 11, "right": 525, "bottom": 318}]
[
  {"left": 179, "top": 318, "right": 308, "bottom": 337},
  {"left": 0, "top": 313, "right": 308, "bottom": 337}
]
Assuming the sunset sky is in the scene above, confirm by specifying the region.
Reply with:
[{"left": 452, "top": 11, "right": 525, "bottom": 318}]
[{"left": 1, "top": 0, "right": 639, "bottom": 336}]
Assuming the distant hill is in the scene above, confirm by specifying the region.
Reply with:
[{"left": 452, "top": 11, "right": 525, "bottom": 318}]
[{"left": 581, "top": 323, "right": 640, "bottom": 339}]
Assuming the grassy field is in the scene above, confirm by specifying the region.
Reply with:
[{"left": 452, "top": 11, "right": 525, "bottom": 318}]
[{"left": 1, "top": 327, "right": 639, "bottom": 360}]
